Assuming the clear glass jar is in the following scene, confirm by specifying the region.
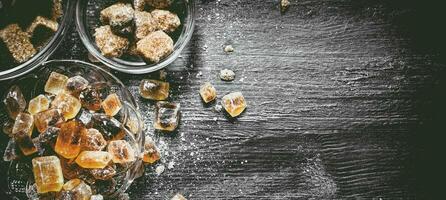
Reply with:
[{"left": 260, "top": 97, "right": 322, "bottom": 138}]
[
  {"left": 0, "top": 1, "right": 75, "bottom": 80},
  {"left": 75, "top": 0, "right": 195, "bottom": 74},
  {"left": 3, "top": 60, "right": 145, "bottom": 199}
]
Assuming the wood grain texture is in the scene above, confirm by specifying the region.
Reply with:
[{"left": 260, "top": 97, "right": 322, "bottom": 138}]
[{"left": 1, "top": 0, "right": 445, "bottom": 199}]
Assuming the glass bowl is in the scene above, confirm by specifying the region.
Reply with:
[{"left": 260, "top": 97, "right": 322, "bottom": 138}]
[
  {"left": 75, "top": 0, "right": 195, "bottom": 74},
  {"left": 1, "top": 60, "right": 144, "bottom": 199},
  {"left": 0, "top": 0, "right": 75, "bottom": 80}
]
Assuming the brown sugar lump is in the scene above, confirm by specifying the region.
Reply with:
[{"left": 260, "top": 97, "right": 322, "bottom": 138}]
[
  {"left": 107, "top": 140, "right": 136, "bottom": 164},
  {"left": 94, "top": 25, "right": 129, "bottom": 57},
  {"left": 199, "top": 82, "right": 217, "bottom": 103},
  {"left": 134, "top": 11, "right": 158, "bottom": 40},
  {"left": 221, "top": 92, "right": 247, "bottom": 117},
  {"left": 100, "top": 3, "right": 134, "bottom": 35},
  {"left": 146, "top": 0, "right": 172, "bottom": 9},
  {"left": 51, "top": 92, "right": 81, "bottom": 120},
  {"left": 45, "top": 72, "right": 69, "bottom": 95},
  {"left": 0, "top": 24, "right": 37, "bottom": 63},
  {"left": 151, "top": 9, "right": 180, "bottom": 33},
  {"left": 136, "top": 30, "right": 173, "bottom": 63}
]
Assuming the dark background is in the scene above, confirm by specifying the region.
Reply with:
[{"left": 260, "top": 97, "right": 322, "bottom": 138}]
[{"left": 1, "top": 0, "right": 445, "bottom": 199}]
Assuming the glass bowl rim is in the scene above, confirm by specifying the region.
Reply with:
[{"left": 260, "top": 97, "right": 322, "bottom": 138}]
[
  {"left": 0, "top": 0, "right": 75, "bottom": 81},
  {"left": 75, "top": 0, "right": 195, "bottom": 74}
]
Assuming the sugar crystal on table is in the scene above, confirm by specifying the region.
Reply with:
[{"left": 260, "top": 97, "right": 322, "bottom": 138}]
[
  {"left": 0, "top": 24, "right": 37, "bottom": 63},
  {"left": 94, "top": 25, "right": 129, "bottom": 57},
  {"left": 3, "top": 138, "right": 19, "bottom": 161},
  {"left": 108, "top": 140, "right": 136, "bottom": 164},
  {"left": 81, "top": 128, "right": 107, "bottom": 151},
  {"left": 44, "top": 72, "right": 69, "bottom": 95},
  {"left": 28, "top": 95, "right": 50, "bottom": 115},
  {"left": 62, "top": 178, "right": 92, "bottom": 200},
  {"left": 199, "top": 82, "right": 217, "bottom": 103},
  {"left": 90, "top": 164, "right": 116, "bottom": 180},
  {"left": 55, "top": 120, "right": 83, "bottom": 159},
  {"left": 151, "top": 9, "right": 181, "bottom": 33},
  {"left": 171, "top": 194, "right": 187, "bottom": 200},
  {"left": 15, "top": 130, "right": 38, "bottom": 156},
  {"left": 142, "top": 136, "right": 160, "bottom": 164},
  {"left": 32, "top": 156, "right": 64, "bottom": 193},
  {"left": 134, "top": 11, "right": 158, "bottom": 40},
  {"left": 65, "top": 75, "right": 89, "bottom": 97},
  {"left": 154, "top": 101, "right": 180, "bottom": 132},
  {"left": 139, "top": 79, "right": 169, "bottom": 100},
  {"left": 136, "top": 30, "right": 173, "bottom": 63},
  {"left": 100, "top": 3, "right": 134, "bottom": 36},
  {"left": 221, "top": 92, "right": 247, "bottom": 117},
  {"left": 146, "top": 0, "right": 172, "bottom": 9},
  {"left": 4, "top": 85, "right": 27, "bottom": 119},
  {"left": 101, "top": 93, "right": 122, "bottom": 117},
  {"left": 91, "top": 114, "right": 124, "bottom": 140},
  {"left": 51, "top": 92, "right": 81, "bottom": 120},
  {"left": 34, "top": 108, "right": 64, "bottom": 133},
  {"left": 75, "top": 151, "right": 112, "bottom": 169},
  {"left": 12, "top": 112, "right": 34, "bottom": 136},
  {"left": 79, "top": 86, "right": 103, "bottom": 111}
]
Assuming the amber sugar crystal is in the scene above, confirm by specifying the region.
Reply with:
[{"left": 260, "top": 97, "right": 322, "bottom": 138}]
[
  {"left": 15, "top": 130, "right": 37, "bottom": 156},
  {"left": 107, "top": 140, "right": 136, "bottom": 164},
  {"left": 51, "top": 92, "right": 81, "bottom": 120},
  {"left": 34, "top": 108, "right": 64, "bottom": 133},
  {"left": 28, "top": 94, "right": 50, "bottom": 115},
  {"left": 44, "top": 72, "right": 69, "bottom": 95},
  {"left": 199, "top": 82, "right": 217, "bottom": 103},
  {"left": 142, "top": 136, "right": 160, "bottom": 164},
  {"left": 55, "top": 121, "right": 83, "bottom": 159},
  {"left": 139, "top": 79, "right": 169, "bottom": 100},
  {"left": 80, "top": 128, "right": 107, "bottom": 151},
  {"left": 62, "top": 178, "right": 92, "bottom": 200},
  {"left": 32, "top": 156, "right": 64, "bottom": 193},
  {"left": 75, "top": 151, "right": 112, "bottom": 169},
  {"left": 221, "top": 92, "right": 247, "bottom": 117},
  {"left": 154, "top": 101, "right": 180, "bottom": 132},
  {"left": 12, "top": 112, "right": 34, "bottom": 136},
  {"left": 101, "top": 93, "right": 122, "bottom": 117}
]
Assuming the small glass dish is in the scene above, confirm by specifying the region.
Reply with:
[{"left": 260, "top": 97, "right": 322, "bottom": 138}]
[
  {"left": 2, "top": 60, "right": 144, "bottom": 199},
  {"left": 75, "top": 0, "right": 195, "bottom": 74},
  {"left": 0, "top": 1, "right": 74, "bottom": 80}
]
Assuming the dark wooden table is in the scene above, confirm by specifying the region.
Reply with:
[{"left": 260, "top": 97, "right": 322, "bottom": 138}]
[{"left": 2, "top": 0, "right": 445, "bottom": 199}]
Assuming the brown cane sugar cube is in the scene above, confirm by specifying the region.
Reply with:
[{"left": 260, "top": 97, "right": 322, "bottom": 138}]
[
  {"left": 134, "top": 11, "right": 158, "bottom": 40},
  {"left": 4, "top": 85, "right": 27, "bottom": 119},
  {"left": 51, "top": 92, "right": 81, "bottom": 120},
  {"left": 0, "top": 24, "right": 36, "bottom": 63},
  {"left": 15, "top": 130, "right": 38, "bottom": 155},
  {"left": 171, "top": 194, "right": 187, "bottom": 200},
  {"left": 108, "top": 140, "right": 136, "bottom": 164},
  {"left": 139, "top": 79, "right": 169, "bottom": 100},
  {"left": 28, "top": 95, "right": 51, "bottom": 115},
  {"left": 65, "top": 76, "right": 89, "bottom": 97},
  {"left": 62, "top": 179, "right": 92, "bottom": 200},
  {"left": 52, "top": 0, "right": 64, "bottom": 20},
  {"left": 34, "top": 108, "right": 64, "bottom": 133},
  {"left": 221, "top": 92, "right": 246, "bottom": 117},
  {"left": 154, "top": 101, "right": 180, "bottom": 132},
  {"left": 100, "top": 3, "right": 134, "bottom": 36},
  {"left": 3, "top": 138, "right": 20, "bottom": 161},
  {"left": 81, "top": 128, "right": 107, "bottom": 151},
  {"left": 142, "top": 136, "right": 160, "bottom": 164},
  {"left": 27, "top": 16, "right": 59, "bottom": 33},
  {"left": 32, "top": 156, "right": 64, "bottom": 193},
  {"left": 79, "top": 86, "right": 103, "bottom": 111},
  {"left": 199, "top": 82, "right": 217, "bottom": 103},
  {"left": 101, "top": 93, "right": 122, "bottom": 117},
  {"left": 45, "top": 72, "right": 69, "bottom": 95},
  {"left": 55, "top": 121, "right": 83, "bottom": 159},
  {"left": 91, "top": 114, "right": 124, "bottom": 140},
  {"left": 133, "top": 0, "right": 146, "bottom": 11},
  {"left": 146, "top": 0, "right": 172, "bottom": 9},
  {"left": 12, "top": 112, "right": 34, "bottom": 136},
  {"left": 75, "top": 151, "right": 112, "bottom": 169},
  {"left": 90, "top": 164, "right": 117, "bottom": 180},
  {"left": 94, "top": 25, "right": 129, "bottom": 57},
  {"left": 151, "top": 9, "right": 180, "bottom": 33},
  {"left": 136, "top": 30, "right": 173, "bottom": 63}
]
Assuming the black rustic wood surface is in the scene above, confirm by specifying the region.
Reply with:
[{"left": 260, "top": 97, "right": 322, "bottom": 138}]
[{"left": 1, "top": 0, "right": 445, "bottom": 199}]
